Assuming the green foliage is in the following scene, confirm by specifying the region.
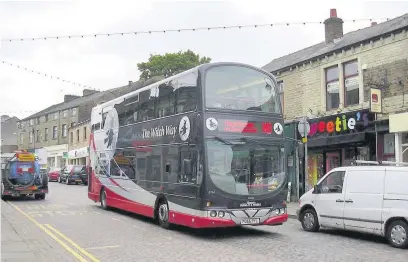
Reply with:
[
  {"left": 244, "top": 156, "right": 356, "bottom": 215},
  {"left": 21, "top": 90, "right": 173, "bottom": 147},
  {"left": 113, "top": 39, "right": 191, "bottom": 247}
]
[{"left": 137, "top": 49, "right": 211, "bottom": 80}]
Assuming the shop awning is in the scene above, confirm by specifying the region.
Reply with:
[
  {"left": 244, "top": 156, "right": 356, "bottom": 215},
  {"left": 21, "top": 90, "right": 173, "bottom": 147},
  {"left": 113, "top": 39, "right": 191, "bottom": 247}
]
[{"left": 307, "top": 133, "right": 366, "bottom": 147}]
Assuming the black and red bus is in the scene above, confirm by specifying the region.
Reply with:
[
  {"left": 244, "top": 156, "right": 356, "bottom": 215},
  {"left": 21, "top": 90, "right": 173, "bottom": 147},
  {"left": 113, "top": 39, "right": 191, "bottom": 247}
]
[{"left": 88, "top": 62, "right": 288, "bottom": 229}]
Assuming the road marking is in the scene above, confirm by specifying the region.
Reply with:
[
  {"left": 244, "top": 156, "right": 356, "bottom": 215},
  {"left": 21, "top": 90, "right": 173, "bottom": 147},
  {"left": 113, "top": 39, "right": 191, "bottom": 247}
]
[
  {"left": 45, "top": 224, "right": 100, "bottom": 262},
  {"left": 86, "top": 245, "right": 120, "bottom": 250},
  {"left": 7, "top": 202, "right": 89, "bottom": 262}
]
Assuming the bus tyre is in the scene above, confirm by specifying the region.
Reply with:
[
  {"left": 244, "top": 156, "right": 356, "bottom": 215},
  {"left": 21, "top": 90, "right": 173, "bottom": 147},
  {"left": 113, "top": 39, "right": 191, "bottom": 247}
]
[
  {"left": 387, "top": 220, "right": 408, "bottom": 249},
  {"left": 100, "top": 188, "right": 109, "bottom": 210},
  {"left": 157, "top": 200, "right": 171, "bottom": 229},
  {"left": 35, "top": 194, "right": 45, "bottom": 200},
  {"left": 301, "top": 208, "right": 320, "bottom": 232}
]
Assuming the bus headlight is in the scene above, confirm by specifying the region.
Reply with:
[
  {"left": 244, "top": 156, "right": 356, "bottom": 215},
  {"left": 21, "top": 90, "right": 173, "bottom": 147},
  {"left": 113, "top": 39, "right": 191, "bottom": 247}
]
[
  {"left": 280, "top": 208, "right": 286, "bottom": 214},
  {"left": 218, "top": 211, "right": 225, "bottom": 218},
  {"left": 274, "top": 209, "right": 280, "bottom": 215},
  {"left": 210, "top": 211, "right": 217, "bottom": 217}
]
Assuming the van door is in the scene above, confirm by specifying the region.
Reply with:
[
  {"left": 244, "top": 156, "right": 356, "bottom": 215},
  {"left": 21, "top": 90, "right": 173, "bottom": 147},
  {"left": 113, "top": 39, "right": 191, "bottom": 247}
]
[
  {"left": 343, "top": 169, "right": 385, "bottom": 234},
  {"left": 314, "top": 170, "right": 346, "bottom": 229}
]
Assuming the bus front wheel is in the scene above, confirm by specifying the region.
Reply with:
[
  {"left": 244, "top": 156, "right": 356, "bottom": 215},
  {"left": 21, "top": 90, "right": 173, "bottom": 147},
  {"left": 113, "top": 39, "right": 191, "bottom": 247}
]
[{"left": 157, "top": 200, "right": 171, "bottom": 229}]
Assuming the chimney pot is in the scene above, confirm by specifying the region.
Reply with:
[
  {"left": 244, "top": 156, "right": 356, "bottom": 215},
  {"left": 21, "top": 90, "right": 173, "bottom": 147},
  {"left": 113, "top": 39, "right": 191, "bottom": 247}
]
[
  {"left": 324, "top": 9, "right": 344, "bottom": 43},
  {"left": 330, "top": 8, "right": 337, "bottom": 18},
  {"left": 371, "top": 22, "right": 377, "bottom": 26}
]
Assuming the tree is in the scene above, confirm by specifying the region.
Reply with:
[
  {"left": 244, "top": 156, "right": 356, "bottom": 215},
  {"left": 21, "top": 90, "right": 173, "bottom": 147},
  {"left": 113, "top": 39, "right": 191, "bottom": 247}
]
[{"left": 137, "top": 49, "right": 211, "bottom": 80}]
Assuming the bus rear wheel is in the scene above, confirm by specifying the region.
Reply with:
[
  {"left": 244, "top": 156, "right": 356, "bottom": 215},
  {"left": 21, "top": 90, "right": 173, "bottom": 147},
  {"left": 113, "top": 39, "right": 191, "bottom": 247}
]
[
  {"left": 157, "top": 200, "right": 171, "bottom": 229},
  {"left": 100, "top": 188, "right": 109, "bottom": 210}
]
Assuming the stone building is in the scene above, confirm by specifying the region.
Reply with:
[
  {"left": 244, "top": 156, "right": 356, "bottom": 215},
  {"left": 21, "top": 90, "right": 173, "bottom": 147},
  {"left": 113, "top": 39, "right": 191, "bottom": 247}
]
[
  {"left": 1, "top": 115, "right": 19, "bottom": 154},
  {"left": 17, "top": 77, "right": 162, "bottom": 168},
  {"left": 67, "top": 119, "right": 91, "bottom": 166},
  {"left": 263, "top": 9, "right": 408, "bottom": 193}
]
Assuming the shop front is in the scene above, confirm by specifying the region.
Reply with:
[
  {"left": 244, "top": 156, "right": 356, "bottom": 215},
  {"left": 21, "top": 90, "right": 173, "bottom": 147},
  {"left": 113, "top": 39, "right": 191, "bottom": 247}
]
[
  {"left": 300, "top": 110, "right": 376, "bottom": 191},
  {"left": 44, "top": 144, "right": 68, "bottom": 168},
  {"left": 67, "top": 146, "right": 89, "bottom": 165},
  {"left": 389, "top": 112, "right": 408, "bottom": 163}
]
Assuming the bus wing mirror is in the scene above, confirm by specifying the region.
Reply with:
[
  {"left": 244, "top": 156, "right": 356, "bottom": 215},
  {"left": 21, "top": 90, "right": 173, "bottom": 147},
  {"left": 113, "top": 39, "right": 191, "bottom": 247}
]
[{"left": 183, "top": 159, "right": 192, "bottom": 175}]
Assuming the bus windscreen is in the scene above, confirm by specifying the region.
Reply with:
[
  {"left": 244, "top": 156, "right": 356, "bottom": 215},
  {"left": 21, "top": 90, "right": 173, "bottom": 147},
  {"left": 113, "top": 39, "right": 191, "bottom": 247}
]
[{"left": 205, "top": 65, "right": 281, "bottom": 114}]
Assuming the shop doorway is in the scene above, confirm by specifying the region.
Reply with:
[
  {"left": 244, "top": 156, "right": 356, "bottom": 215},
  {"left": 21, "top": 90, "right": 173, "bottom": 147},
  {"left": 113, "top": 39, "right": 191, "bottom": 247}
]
[{"left": 325, "top": 151, "right": 341, "bottom": 173}]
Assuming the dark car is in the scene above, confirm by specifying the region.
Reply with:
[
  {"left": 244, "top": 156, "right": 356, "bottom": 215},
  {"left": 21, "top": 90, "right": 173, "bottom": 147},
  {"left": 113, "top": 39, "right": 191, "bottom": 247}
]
[
  {"left": 59, "top": 165, "right": 88, "bottom": 185},
  {"left": 47, "top": 167, "right": 61, "bottom": 182}
]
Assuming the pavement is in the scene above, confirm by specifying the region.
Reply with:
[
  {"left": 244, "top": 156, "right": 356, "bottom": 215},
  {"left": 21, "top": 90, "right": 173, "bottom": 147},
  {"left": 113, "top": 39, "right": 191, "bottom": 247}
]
[{"left": 1, "top": 182, "right": 407, "bottom": 262}]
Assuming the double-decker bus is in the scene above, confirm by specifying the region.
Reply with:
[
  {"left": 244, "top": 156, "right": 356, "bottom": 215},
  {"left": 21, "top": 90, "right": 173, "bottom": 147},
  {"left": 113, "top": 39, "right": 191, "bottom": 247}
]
[{"left": 88, "top": 62, "right": 288, "bottom": 229}]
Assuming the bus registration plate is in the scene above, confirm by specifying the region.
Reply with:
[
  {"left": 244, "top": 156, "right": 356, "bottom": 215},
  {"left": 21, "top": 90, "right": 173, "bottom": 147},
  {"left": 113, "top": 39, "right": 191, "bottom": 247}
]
[{"left": 240, "top": 218, "right": 260, "bottom": 225}]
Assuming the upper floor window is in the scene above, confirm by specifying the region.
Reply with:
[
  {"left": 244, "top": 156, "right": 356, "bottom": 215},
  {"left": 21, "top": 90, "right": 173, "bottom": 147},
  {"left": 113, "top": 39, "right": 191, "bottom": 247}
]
[
  {"left": 83, "top": 127, "right": 87, "bottom": 140},
  {"left": 72, "top": 108, "right": 77, "bottom": 116},
  {"left": 36, "top": 118, "right": 40, "bottom": 124},
  {"left": 52, "top": 126, "right": 58, "bottom": 139},
  {"left": 278, "top": 80, "right": 284, "bottom": 115},
  {"left": 45, "top": 114, "right": 49, "bottom": 122},
  {"left": 76, "top": 129, "right": 80, "bottom": 142},
  {"left": 62, "top": 124, "right": 67, "bottom": 137},
  {"left": 29, "top": 131, "right": 33, "bottom": 143},
  {"left": 63, "top": 110, "right": 68, "bottom": 118},
  {"left": 326, "top": 66, "right": 340, "bottom": 110},
  {"left": 44, "top": 128, "right": 48, "bottom": 141},
  {"left": 70, "top": 131, "right": 74, "bottom": 144},
  {"left": 54, "top": 112, "right": 59, "bottom": 120},
  {"left": 344, "top": 61, "right": 359, "bottom": 106},
  {"left": 29, "top": 119, "right": 34, "bottom": 126},
  {"left": 20, "top": 134, "right": 23, "bottom": 145}
]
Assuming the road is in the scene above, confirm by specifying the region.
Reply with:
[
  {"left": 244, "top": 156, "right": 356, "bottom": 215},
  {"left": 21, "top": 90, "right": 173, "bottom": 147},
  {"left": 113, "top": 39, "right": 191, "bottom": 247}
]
[{"left": 2, "top": 182, "right": 407, "bottom": 262}]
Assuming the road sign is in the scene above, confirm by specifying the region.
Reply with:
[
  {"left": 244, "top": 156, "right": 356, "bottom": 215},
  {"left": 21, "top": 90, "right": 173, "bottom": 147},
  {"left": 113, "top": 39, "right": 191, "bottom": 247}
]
[{"left": 298, "top": 118, "right": 310, "bottom": 137}]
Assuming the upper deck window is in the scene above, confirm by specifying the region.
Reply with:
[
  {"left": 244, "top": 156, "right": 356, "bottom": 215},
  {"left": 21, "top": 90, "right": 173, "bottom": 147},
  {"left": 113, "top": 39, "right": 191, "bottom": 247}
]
[{"left": 205, "top": 66, "right": 281, "bottom": 114}]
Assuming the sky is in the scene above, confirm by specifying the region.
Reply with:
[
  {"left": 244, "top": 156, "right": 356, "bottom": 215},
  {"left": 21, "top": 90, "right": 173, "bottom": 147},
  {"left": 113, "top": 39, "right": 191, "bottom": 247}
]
[{"left": 0, "top": 0, "right": 407, "bottom": 120}]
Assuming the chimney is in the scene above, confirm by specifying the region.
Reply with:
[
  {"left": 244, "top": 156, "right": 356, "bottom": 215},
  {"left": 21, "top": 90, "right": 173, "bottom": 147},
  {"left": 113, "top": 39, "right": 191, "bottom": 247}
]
[
  {"left": 324, "top": 8, "right": 344, "bottom": 43},
  {"left": 82, "top": 89, "right": 99, "bottom": 96},
  {"left": 64, "top": 95, "right": 80, "bottom": 102},
  {"left": 128, "top": 81, "right": 133, "bottom": 86},
  {"left": 371, "top": 22, "right": 377, "bottom": 26}
]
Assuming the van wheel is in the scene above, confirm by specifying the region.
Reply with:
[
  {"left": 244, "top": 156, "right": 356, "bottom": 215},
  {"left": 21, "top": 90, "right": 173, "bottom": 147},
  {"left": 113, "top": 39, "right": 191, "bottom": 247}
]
[
  {"left": 157, "top": 200, "right": 171, "bottom": 229},
  {"left": 100, "top": 188, "right": 109, "bottom": 210},
  {"left": 387, "top": 220, "right": 408, "bottom": 249},
  {"left": 301, "top": 208, "right": 320, "bottom": 232}
]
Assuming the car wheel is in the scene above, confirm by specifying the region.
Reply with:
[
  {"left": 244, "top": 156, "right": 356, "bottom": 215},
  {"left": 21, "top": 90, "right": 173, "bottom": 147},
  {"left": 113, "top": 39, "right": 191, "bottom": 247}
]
[
  {"left": 301, "top": 208, "right": 320, "bottom": 232},
  {"left": 100, "top": 188, "right": 109, "bottom": 210},
  {"left": 157, "top": 200, "right": 171, "bottom": 229},
  {"left": 387, "top": 220, "right": 408, "bottom": 249}
]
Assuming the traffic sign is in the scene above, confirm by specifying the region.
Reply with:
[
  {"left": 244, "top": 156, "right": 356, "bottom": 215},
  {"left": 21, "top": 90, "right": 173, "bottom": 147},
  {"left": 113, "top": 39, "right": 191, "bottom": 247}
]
[{"left": 298, "top": 118, "right": 310, "bottom": 137}]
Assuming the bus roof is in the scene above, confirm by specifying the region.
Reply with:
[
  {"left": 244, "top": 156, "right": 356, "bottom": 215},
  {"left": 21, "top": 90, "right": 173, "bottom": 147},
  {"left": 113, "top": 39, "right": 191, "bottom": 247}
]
[{"left": 91, "top": 62, "right": 276, "bottom": 112}]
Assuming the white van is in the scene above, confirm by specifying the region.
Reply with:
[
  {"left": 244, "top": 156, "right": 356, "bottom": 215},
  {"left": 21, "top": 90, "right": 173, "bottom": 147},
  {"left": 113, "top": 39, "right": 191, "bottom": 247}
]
[{"left": 296, "top": 165, "right": 408, "bottom": 249}]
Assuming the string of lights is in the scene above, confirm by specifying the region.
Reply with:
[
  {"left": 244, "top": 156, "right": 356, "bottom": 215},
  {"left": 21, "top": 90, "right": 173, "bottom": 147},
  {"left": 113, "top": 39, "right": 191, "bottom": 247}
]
[
  {"left": 1, "top": 17, "right": 388, "bottom": 42},
  {"left": 1, "top": 60, "right": 94, "bottom": 90}
]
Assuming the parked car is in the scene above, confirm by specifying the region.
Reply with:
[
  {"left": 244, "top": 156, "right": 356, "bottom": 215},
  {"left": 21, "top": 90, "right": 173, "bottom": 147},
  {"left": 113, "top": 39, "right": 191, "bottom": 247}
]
[
  {"left": 59, "top": 165, "right": 88, "bottom": 185},
  {"left": 296, "top": 165, "right": 408, "bottom": 249},
  {"left": 47, "top": 167, "right": 61, "bottom": 182}
]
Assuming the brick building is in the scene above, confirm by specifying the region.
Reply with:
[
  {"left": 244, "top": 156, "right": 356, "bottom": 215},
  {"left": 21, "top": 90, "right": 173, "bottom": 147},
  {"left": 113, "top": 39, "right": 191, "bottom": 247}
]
[{"left": 263, "top": 9, "right": 408, "bottom": 193}]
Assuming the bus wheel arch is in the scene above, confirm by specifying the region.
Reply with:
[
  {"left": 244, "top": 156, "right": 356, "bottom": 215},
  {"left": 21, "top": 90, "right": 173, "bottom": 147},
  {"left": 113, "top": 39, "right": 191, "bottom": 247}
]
[{"left": 154, "top": 195, "right": 171, "bottom": 229}]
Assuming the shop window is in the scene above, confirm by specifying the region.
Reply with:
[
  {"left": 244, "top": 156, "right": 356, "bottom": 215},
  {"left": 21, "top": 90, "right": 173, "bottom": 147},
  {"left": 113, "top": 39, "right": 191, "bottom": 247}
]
[
  {"left": 326, "top": 66, "right": 340, "bottom": 110},
  {"left": 383, "top": 133, "right": 395, "bottom": 161},
  {"left": 344, "top": 61, "right": 359, "bottom": 106}
]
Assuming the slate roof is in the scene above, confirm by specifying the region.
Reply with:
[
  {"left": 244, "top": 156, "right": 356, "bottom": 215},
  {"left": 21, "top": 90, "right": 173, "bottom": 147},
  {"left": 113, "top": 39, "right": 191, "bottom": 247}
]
[
  {"left": 262, "top": 13, "right": 408, "bottom": 73},
  {"left": 21, "top": 77, "right": 162, "bottom": 122}
]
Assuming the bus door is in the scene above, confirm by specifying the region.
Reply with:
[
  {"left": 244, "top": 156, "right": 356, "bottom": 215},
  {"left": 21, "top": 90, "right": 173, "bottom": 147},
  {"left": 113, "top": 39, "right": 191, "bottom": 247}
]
[{"left": 176, "top": 145, "right": 201, "bottom": 199}]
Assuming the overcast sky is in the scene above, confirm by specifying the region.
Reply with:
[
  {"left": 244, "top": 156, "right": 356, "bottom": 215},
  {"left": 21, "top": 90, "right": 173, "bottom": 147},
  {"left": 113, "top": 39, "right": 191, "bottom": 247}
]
[{"left": 1, "top": 0, "right": 407, "bottom": 120}]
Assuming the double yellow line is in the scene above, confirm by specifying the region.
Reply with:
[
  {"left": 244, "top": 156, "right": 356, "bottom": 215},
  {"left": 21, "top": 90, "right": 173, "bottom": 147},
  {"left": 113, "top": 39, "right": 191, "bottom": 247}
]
[{"left": 8, "top": 202, "right": 99, "bottom": 262}]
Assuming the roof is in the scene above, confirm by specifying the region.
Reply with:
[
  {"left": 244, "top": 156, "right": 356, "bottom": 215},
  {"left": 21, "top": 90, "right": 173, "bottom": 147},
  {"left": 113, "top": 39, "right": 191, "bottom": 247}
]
[
  {"left": 262, "top": 13, "right": 408, "bottom": 73},
  {"left": 21, "top": 79, "right": 159, "bottom": 122}
]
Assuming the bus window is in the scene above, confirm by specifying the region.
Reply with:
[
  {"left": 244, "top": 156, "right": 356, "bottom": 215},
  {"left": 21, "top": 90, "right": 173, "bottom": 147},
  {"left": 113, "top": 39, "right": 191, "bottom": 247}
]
[
  {"left": 156, "top": 82, "right": 176, "bottom": 118},
  {"left": 174, "top": 72, "right": 198, "bottom": 114},
  {"left": 205, "top": 65, "right": 281, "bottom": 114}
]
